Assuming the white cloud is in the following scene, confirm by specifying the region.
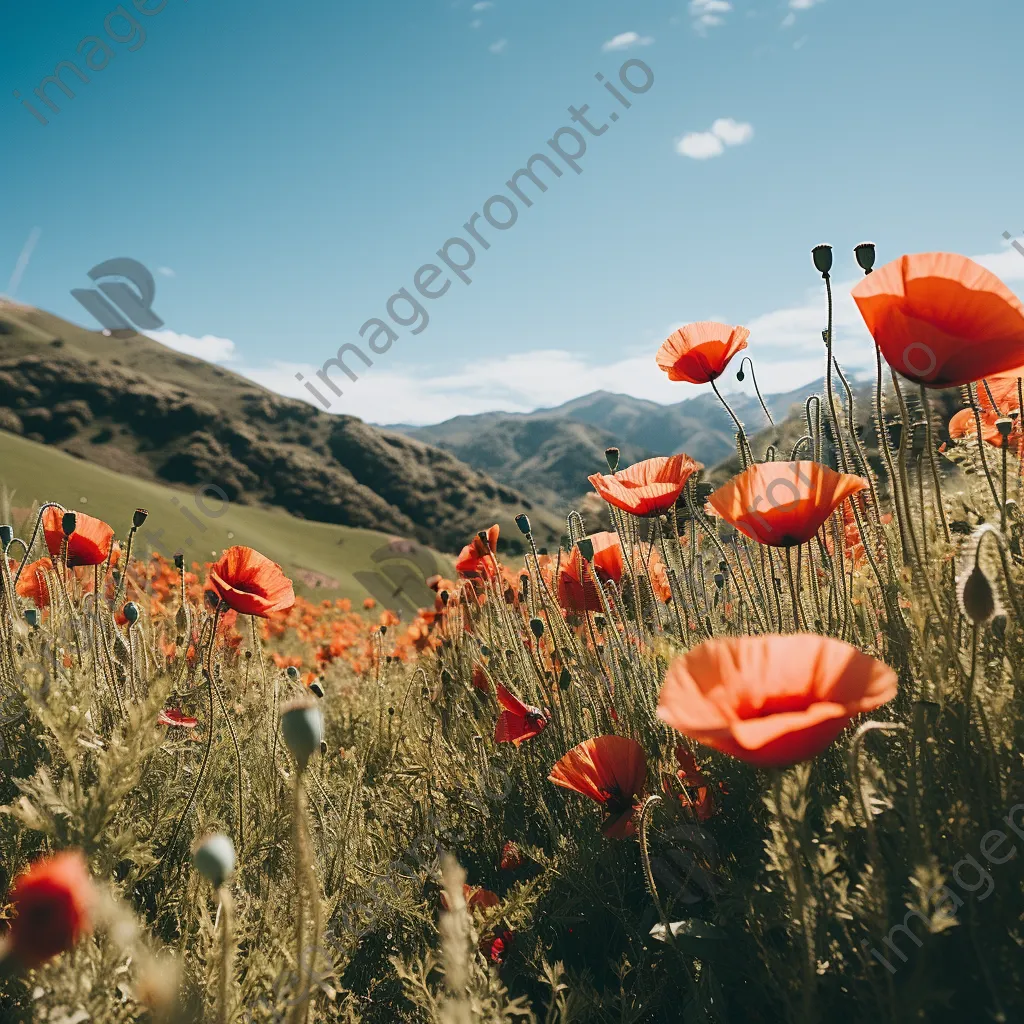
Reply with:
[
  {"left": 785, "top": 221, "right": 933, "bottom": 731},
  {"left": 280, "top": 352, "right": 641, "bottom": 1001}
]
[
  {"left": 793, "top": 34, "right": 808, "bottom": 49},
  {"left": 146, "top": 330, "right": 237, "bottom": 364},
  {"left": 472, "top": 1, "right": 493, "bottom": 8},
  {"left": 790, "top": 0, "right": 824, "bottom": 7},
  {"left": 676, "top": 132, "right": 725, "bottom": 160},
  {"left": 157, "top": 266, "right": 176, "bottom": 278},
  {"left": 602, "top": 31, "right": 654, "bottom": 52},
  {"left": 489, "top": 38, "right": 507, "bottom": 53},
  {"left": 470, "top": 18, "right": 482, "bottom": 28},
  {"left": 689, "top": 0, "right": 732, "bottom": 32},
  {"left": 781, "top": 12, "right": 796, "bottom": 27},
  {"left": 676, "top": 118, "right": 753, "bottom": 159}
]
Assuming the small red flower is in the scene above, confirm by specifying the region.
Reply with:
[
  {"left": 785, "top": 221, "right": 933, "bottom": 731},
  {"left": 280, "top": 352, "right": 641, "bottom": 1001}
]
[
  {"left": 484, "top": 928, "right": 514, "bottom": 965},
  {"left": 440, "top": 884, "right": 500, "bottom": 912},
  {"left": 589, "top": 454, "right": 703, "bottom": 517},
  {"left": 158, "top": 708, "right": 199, "bottom": 728},
  {"left": 556, "top": 533, "right": 624, "bottom": 614},
  {"left": 42, "top": 508, "right": 114, "bottom": 568},
  {"left": 494, "top": 684, "right": 549, "bottom": 746},
  {"left": 656, "top": 322, "right": 750, "bottom": 384},
  {"left": 499, "top": 842, "right": 523, "bottom": 871},
  {"left": 15, "top": 557, "right": 62, "bottom": 609},
  {"left": 206, "top": 546, "right": 295, "bottom": 618},
  {"left": 548, "top": 735, "right": 648, "bottom": 839},
  {"left": 455, "top": 525, "right": 500, "bottom": 581},
  {"left": 4, "top": 851, "right": 94, "bottom": 968}
]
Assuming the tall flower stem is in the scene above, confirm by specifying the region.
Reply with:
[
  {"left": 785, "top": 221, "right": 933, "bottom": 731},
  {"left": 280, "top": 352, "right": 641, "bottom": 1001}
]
[
  {"left": 710, "top": 378, "right": 753, "bottom": 468},
  {"left": 216, "top": 885, "right": 234, "bottom": 1024},
  {"left": 918, "top": 384, "right": 952, "bottom": 544}
]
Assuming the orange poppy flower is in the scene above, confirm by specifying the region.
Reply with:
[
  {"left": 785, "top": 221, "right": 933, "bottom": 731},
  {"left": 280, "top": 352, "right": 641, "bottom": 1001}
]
[
  {"left": 589, "top": 454, "right": 704, "bottom": 517},
  {"left": 948, "top": 408, "right": 1023, "bottom": 452},
  {"left": 548, "top": 735, "right": 648, "bottom": 838},
  {"left": 5, "top": 850, "right": 94, "bottom": 968},
  {"left": 206, "top": 546, "right": 295, "bottom": 618},
  {"left": 42, "top": 507, "right": 114, "bottom": 568},
  {"left": 656, "top": 322, "right": 750, "bottom": 384},
  {"left": 15, "top": 557, "right": 62, "bottom": 609},
  {"left": 707, "top": 461, "right": 868, "bottom": 547},
  {"left": 494, "top": 683, "right": 549, "bottom": 745},
  {"left": 557, "top": 532, "right": 624, "bottom": 613},
  {"left": 662, "top": 744, "right": 715, "bottom": 821},
  {"left": 851, "top": 252, "right": 1024, "bottom": 389},
  {"left": 440, "top": 884, "right": 500, "bottom": 912},
  {"left": 657, "top": 634, "right": 898, "bottom": 768},
  {"left": 455, "top": 524, "right": 500, "bottom": 581},
  {"left": 977, "top": 364, "right": 1024, "bottom": 415}
]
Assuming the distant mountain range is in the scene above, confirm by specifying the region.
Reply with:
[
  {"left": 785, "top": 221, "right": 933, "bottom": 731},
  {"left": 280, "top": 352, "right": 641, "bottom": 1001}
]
[{"left": 387, "top": 381, "right": 824, "bottom": 505}]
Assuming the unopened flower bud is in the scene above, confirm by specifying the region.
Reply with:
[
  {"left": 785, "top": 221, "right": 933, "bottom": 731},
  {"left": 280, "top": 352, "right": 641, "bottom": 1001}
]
[
  {"left": 280, "top": 700, "right": 323, "bottom": 771},
  {"left": 309, "top": 681, "right": 324, "bottom": 699},
  {"left": 605, "top": 447, "right": 620, "bottom": 472},
  {"left": 558, "top": 667, "right": 572, "bottom": 689},
  {"left": 192, "top": 833, "right": 235, "bottom": 888},
  {"left": 0, "top": 525, "right": 12, "bottom": 549},
  {"left": 854, "top": 242, "right": 876, "bottom": 274},
  {"left": 320, "top": 740, "right": 328, "bottom": 756},
  {"left": 24, "top": 608, "right": 39, "bottom": 628},
  {"left": 133, "top": 508, "right": 149, "bottom": 529},
  {"left": 514, "top": 513, "right": 531, "bottom": 536},
  {"left": 577, "top": 538, "right": 594, "bottom": 562},
  {"left": 123, "top": 602, "right": 139, "bottom": 625},
  {"left": 62, "top": 511, "right": 77, "bottom": 537},
  {"left": 529, "top": 617, "right": 544, "bottom": 639},
  {"left": 286, "top": 665, "right": 299, "bottom": 681},
  {"left": 173, "top": 552, "right": 184, "bottom": 570},
  {"left": 958, "top": 564, "right": 999, "bottom": 624},
  {"left": 811, "top": 244, "right": 833, "bottom": 276}
]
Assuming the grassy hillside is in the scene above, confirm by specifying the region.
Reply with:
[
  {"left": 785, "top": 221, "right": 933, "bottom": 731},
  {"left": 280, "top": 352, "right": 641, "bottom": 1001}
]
[
  {"left": 0, "top": 300, "right": 564, "bottom": 553},
  {"left": 0, "top": 429, "right": 450, "bottom": 608}
]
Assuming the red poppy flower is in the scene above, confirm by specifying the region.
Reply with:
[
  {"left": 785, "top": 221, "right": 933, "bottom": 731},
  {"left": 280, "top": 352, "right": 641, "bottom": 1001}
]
[
  {"left": 15, "top": 557, "right": 62, "bottom": 609},
  {"left": 42, "top": 507, "right": 114, "bottom": 568},
  {"left": 949, "top": 408, "right": 1023, "bottom": 452},
  {"left": 158, "top": 708, "right": 199, "bottom": 728},
  {"left": 499, "top": 841, "right": 523, "bottom": 871},
  {"left": 494, "top": 683, "right": 549, "bottom": 745},
  {"left": 455, "top": 525, "right": 500, "bottom": 581},
  {"left": 471, "top": 664, "right": 491, "bottom": 693},
  {"left": 977, "top": 364, "right": 1024, "bottom": 415},
  {"left": 483, "top": 928, "right": 514, "bottom": 965},
  {"left": 662, "top": 744, "right": 715, "bottom": 821},
  {"left": 851, "top": 252, "right": 1024, "bottom": 389},
  {"left": 707, "top": 461, "right": 868, "bottom": 547},
  {"left": 440, "top": 884, "right": 500, "bottom": 912},
  {"left": 589, "top": 454, "right": 704, "bottom": 517},
  {"left": 656, "top": 322, "right": 750, "bottom": 384},
  {"left": 657, "top": 634, "right": 898, "bottom": 768},
  {"left": 548, "top": 735, "right": 648, "bottom": 838},
  {"left": 206, "top": 546, "right": 295, "bottom": 618},
  {"left": 557, "top": 533, "right": 625, "bottom": 614},
  {"left": 4, "top": 850, "right": 94, "bottom": 968}
]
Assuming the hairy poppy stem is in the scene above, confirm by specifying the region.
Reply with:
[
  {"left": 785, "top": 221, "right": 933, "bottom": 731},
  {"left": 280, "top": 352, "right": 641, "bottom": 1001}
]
[
  {"left": 917, "top": 385, "right": 952, "bottom": 545},
  {"left": 216, "top": 885, "right": 234, "bottom": 1024},
  {"left": 710, "top": 378, "right": 752, "bottom": 469}
]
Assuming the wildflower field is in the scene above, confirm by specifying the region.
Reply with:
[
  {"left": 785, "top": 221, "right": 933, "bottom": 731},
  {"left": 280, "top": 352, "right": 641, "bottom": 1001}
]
[{"left": 1, "top": 246, "right": 1023, "bottom": 1023}]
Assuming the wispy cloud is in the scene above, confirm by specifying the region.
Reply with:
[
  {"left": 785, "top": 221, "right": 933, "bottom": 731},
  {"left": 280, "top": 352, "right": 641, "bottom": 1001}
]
[
  {"left": 790, "top": 0, "right": 825, "bottom": 8},
  {"left": 472, "top": 1, "right": 493, "bottom": 8},
  {"left": 489, "top": 38, "right": 507, "bottom": 53},
  {"left": 5, "top": 227, "right": 41, "bottom": 299},
  {"left": 601, "top": 31, "right": 654, "bottom": 52},
  {"left": 689, "top": 0, "right": 733, "bottom": 33},
  {"left": 157, "top": 266, "right": 176, "bottom": 278},
  {"left": 676, "top": 118, "right": 753, "bottom": 160},
  {"left": 146, "top": 330, "right": 238, "bottom": 364}
]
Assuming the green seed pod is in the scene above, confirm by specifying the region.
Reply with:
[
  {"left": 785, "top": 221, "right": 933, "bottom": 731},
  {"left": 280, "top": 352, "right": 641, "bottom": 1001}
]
[
  {"left": 123, "top": 602, "right": 140, "bottom": 625},
  {"left": 605, "top": 447, "right": 620, "bottom": 472},
  {"left": 286, "top": 665, "right": 300, "bottom": 681},
  {"left": 854, "top": 242, "right": 876, "bottom": 274},
  {"left": 529, "top": 617, "right": 544, "bottom": 639},
  {"left": 0, "top": 525, "right": 12, "bottom": 549},
  {"left": 811, "top": 244, "right": 833, "bottom": 276},
  {"left": 515, "top": 513, "right": 531, "bottom": 535},
  {"left": 133, "top": 508, "right": 149, "bottom": 528},
  {"left": 193, "top": 833, "right": 236, "bottom": 888},
  {"left": 280, "top": 700, "right": 324, "bottom": 771}
]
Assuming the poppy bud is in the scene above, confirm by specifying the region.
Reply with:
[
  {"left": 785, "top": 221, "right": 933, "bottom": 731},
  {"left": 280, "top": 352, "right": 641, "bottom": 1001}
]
[
  {"left": 192, "top": 833, "right": 236, "bottom": 889},
  {"left": 379, "top": 625, "right": 387, "bottom": 636},
  {"left": 714, "top": 572, "right": 725, "bottom": 589},
  {"left": 594, "top": 614, "right": 606, "bottom": 629},
  {"left": 480, "top": 644, "right": 491, "bottom": 656},
  {"left": 123, "top": 602, "right": 139, "bottom": 625},
  {"left": 530, "top": 617, "right": 544, "bottom": 639},
  {"left": 0, "top": 525, "right": 12, "bottom": 549},
  {"left": 441, "top": 669, "right": 453, "bottom": 687},
  {"left": 24, "top": 608, "right": 39, "bottom": 628},
  {"left": 854, "top": 242, "right": 876, "bottom": 274},
  {"left": 811, "top": 244, "right": 833, "bottom": 276},
  {"left": 515, "top": 513, "right": 531, "bottom": 535},
  {"left": 133, "top": 508, "right": 149, "bottom": 529},
  {"left": 62, "top": 511, "right": 77, "bottom": 537},
  {"left": 736, "top": 366, "right": 745, "bottom": 381},
  {"left": 605, "top": 447, "right": 620, "bottom": 472},
  {"left": 958, "top": 564, "right": 999, "bottom": 624},
  {"left": 280, "top": 700, "right": 324, "bottom": 771},
  {"left": 577, "top": 538, "right": 594, "bottom": 562},
  {"left": 310, "top": 681, "right": 324, "bottom": 698},
  {"left": 173, "top": 552, "right": 184, "bottom": 570},
  {"left": 992, "top": 614, "right": 1007, "bottom": 640},
  {"left": 285, "top": 665, "right": 299, "bottom": 681},
  {"left": 558, "top": 667, "right": 572, "bottom": 688},
  {"left": 439, "top": 590, "right": 450, "bottom": 605},
  {"left": 320, "top": 739, "right": 328, "bottom": 755}
]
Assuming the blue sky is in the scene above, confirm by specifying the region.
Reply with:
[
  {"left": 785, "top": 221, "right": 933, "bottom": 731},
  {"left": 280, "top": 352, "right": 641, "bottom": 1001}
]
[{"left": 3, "top": 0, "right": 1024, "bottom": 423}]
